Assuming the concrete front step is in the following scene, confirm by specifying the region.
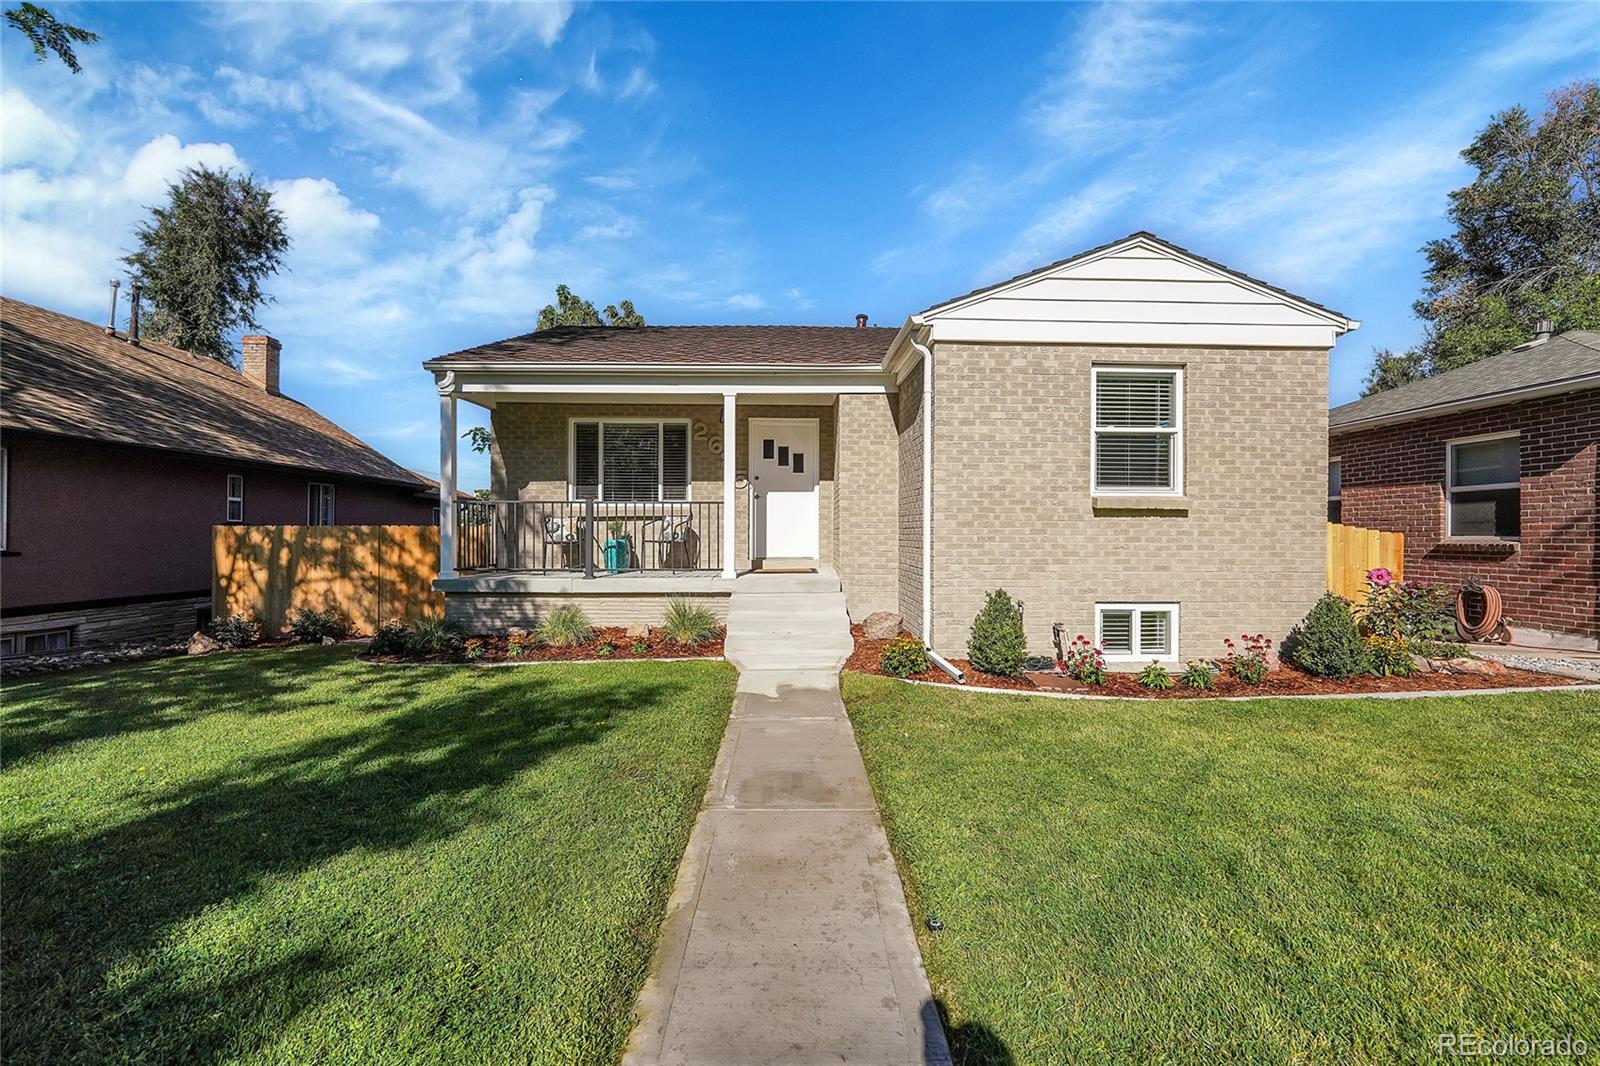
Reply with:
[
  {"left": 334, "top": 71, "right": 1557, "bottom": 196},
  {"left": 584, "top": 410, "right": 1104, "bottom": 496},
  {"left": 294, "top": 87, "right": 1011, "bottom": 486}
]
[
  {"left": 732, "top": 572, "right": 843, "bottom": 594},
  {"left": 724, "top": 580, "right": 852, "bottom": 673}
]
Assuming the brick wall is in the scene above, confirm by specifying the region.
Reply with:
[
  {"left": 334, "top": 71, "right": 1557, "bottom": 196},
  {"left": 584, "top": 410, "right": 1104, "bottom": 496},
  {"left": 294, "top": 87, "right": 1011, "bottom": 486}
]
[
  {"left": 490, "top": 401, "right": 836, "bottom": 570},
  {"left": 927, "top": 343, "right": 1329, "bottom": 663},
  {"left": 895, "top": 363, "right": 925, "bottom": 638},
  {"left": 1333, "top": 389, "right": 1599, "bottom": 641},
  {"left": 833, "top": 393, "right": 899, "bottom": 619}
]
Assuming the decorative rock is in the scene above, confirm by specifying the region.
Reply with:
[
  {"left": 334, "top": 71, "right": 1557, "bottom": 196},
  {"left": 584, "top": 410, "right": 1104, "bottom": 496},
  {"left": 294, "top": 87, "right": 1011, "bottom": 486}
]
[
  {"left": 506, "top": 626, "right": 531, "bottom": 640},
  {"left": 626, "top": 623, "right": 652, "bottom": 638},
  {"left": 1443, "top": 657, "right": 1507, "bottom": 676},
  {"left": 862, "top": 611, "right": 903, "bottom": 640},
  {"left": 186, "top": 631, "right": 221, "bottom": 656},
  {"left": 321, "top": 636, "right": 337, "bottom": 645}
]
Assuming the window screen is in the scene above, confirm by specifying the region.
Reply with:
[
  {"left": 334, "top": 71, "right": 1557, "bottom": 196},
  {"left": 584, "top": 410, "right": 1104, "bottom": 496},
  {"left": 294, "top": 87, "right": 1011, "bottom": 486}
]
[
  {"left": 603, "top": 423, "right": 660, "bottom": 501},
  {"left": 1448, "top": 437, "right": 1519, "bottom": 538},
  {"left": 1093, "top": 370, "right": 1180, "bottom": 492},
  {"left": 571, "top": 421, "right": 690, "bottom": 501}
]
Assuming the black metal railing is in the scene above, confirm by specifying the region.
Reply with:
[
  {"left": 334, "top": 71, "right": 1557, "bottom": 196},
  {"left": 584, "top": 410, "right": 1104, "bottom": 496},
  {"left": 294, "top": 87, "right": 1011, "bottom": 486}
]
[{"left": 456, "top": 499, "right": 723, "bottom": 576}]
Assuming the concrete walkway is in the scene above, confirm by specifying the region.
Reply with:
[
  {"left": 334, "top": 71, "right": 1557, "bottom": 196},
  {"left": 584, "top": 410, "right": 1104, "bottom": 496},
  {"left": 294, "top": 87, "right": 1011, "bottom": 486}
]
[{"left": 624, "top": 573, "right": 950, "bottom": 1066}]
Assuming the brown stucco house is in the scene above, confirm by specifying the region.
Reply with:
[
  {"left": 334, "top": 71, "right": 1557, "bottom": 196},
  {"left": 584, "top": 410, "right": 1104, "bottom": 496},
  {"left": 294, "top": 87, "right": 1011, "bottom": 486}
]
[
  {"left": 424, "top": 232, "right": 1358, "bottom": 666},
  {"left": 1329, "top": 329, "right": 1600, "bottom": 649},
  {"left": 0, "top": 296, "right": 439, "bottom": 655}
]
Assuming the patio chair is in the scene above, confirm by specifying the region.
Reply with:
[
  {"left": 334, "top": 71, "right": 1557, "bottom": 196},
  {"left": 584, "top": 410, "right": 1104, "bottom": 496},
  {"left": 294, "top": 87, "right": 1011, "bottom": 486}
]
[
  {"left": 541, "top": 514, "right": 581, "bottom": 571},
  {"left": 644, "top": 515, "right": 696, "bottom": 572}
]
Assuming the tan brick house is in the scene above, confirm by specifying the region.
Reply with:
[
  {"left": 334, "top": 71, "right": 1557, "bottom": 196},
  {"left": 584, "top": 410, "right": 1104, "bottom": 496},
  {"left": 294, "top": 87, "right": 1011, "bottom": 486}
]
[{"left": 423, "top": 232, "right": 1357, "bottom": 665}]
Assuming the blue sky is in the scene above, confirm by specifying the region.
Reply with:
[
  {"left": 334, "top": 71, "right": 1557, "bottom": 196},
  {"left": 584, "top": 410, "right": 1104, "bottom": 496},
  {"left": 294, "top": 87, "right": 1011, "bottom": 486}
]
[{"left": 3, "top": 2, "right": 1596, "bottom": 490}]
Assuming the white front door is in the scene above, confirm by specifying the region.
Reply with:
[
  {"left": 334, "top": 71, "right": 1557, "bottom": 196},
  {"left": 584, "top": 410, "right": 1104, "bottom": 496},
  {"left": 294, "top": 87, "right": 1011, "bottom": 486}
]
[{"left": 749, "top": 417, "right": 820, "bottom": 560}]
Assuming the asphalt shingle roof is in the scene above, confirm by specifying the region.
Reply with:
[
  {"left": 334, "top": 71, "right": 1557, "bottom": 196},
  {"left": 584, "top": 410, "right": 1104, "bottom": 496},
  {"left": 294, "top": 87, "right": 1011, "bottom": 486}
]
[
  {"left": 425, "top": 324, "right": 898, "bottom": 367},
  {"left": 1329, "top": 331, "right": 1600, "bottom": 431},
  {"left": 1, "top": 296, "right": 430, "bottom": 488}
]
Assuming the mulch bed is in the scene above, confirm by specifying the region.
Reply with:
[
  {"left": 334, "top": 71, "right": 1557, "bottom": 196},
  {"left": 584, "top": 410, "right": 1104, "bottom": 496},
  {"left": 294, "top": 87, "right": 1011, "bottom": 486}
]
[
  {"left": 845, "top": 626, "right": 1582, "bottom": 698},
  {"left": 361, "top": 626, "right": 725, "bottom": 666}
]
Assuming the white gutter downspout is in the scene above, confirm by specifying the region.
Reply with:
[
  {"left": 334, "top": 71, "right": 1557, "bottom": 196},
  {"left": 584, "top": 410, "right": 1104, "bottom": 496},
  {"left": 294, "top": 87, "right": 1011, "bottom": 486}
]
[{"left": 909, "top": 327, "right": 964, "bottom": 682}]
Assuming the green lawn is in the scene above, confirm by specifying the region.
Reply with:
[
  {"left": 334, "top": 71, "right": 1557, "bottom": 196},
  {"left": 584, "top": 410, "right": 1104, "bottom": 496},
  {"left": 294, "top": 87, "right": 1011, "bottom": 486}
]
[
  {"left": 2, "top": 647, "right": 736, "bottom": 1065},
  {"left": 843, "top": 675, "right": 1600, "bottom": 1065}
]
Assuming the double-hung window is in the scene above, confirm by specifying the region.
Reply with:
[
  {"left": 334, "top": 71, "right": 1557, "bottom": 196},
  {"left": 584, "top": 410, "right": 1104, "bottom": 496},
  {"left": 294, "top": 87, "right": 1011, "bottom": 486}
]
[
  {"left": 1096, "top": 603, "right": 1179, "bottom": 662},
  {"left": 226, "top": 474, "right": 245, "bottom": 523},
  {"left": 307, "top": 482, "right": 335, "bottom": 526},
  {"left": 1092, "top": 367, "right": 1182, "bottom": 494},
  {"left": 570, "top": 420, "right": 690, "bottom": 501},
  {"left": 1446, "top": 433, "right": 1519, "bottom": 539},
  {"left": 1327, "top": 459, "right": 1342, "bottom": 523}
]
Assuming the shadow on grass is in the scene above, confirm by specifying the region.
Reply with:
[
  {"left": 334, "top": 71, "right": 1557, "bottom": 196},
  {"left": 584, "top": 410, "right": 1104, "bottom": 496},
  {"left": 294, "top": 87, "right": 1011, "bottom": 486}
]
[
  {"left": 927, "top": 998, "right": 1014, "bottom": 1066},
  {"left": 3, "top": 649, "right": 697, "bottom": 1064}
]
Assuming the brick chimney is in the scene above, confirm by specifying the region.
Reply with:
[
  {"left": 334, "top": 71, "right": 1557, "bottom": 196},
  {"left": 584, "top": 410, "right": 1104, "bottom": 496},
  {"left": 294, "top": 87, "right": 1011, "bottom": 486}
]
[{"left": 242, "top": 335, "right": 281, "bottom": 394}]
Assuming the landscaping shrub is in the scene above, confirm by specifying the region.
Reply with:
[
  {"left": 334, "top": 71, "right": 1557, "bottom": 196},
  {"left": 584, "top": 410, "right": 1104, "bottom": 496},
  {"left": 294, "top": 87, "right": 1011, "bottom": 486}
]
[
  {"left": 537, "top": 605, "right": 594, "bottom": 647},
  {"left": 596, "top": 638, "right": 617, "bottom": 658},
  {"left": 409, "top": 618, "right": 467, "bottom": 657},
  {"left": 1222, "top": 634, "right": 1273, "bottom": 684},
  {"left": 881, "top": 635, "right": 930, "bottom": 678},
  {"left": 658, "top": 598, "right": 719, "bottom": 646},
  {"left": 1060, "top": 635, "right": 1107, "bottom": 685},
  {"left": 1284, "top": 596, "right": 1367, "bottom": 678},
  {"left": 1359, "top": 572, "right": 1455, "bottom": 641},
  {"left": 1364, "top": 633, "right": 1417, "bottom": 677},
  {"left": 1179, "top": 660, "right": 1217, "bottom": 690},
  {"left": 1137, "top": 661, "right": 1175, "bottom": 690},
  {"left": 208, "top": 612, "right": 261, "bottom": 649},
  {"left": 968, "top": 589, "right": 1027, "bottom": 677},
  {"left": 631, "top": 638, "right": 649, "bottom": 655},
  {"left": 369, "top": 620, "right": 411, "bottom": 656},
  {"left": 285, "top": 607, "right": 345, "bottom": 644},
  {"left": 463, "top": 638, "right": 487, "bottom": 660}
]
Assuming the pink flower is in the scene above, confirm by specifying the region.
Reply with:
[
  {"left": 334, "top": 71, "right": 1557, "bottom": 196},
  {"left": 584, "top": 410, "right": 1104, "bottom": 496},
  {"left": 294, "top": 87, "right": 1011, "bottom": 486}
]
[{"left": 1369, "top": 567, "right": 1393, "bottom": 586}]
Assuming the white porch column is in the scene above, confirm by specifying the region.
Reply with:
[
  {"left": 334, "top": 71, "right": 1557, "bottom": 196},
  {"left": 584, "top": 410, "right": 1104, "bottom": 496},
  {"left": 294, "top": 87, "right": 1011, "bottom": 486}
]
[
  {"left": 437, "top": 376, "right": 458, "bottom": 580},
  {"left": 722, "top": 391, "right": 737, "bottom": 578}
]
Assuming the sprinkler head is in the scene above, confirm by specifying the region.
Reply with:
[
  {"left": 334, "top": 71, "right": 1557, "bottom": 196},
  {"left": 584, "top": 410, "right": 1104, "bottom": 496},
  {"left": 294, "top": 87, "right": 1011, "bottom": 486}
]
[{"left": 926, "top": 916, "right": 944, "bottom": 932}]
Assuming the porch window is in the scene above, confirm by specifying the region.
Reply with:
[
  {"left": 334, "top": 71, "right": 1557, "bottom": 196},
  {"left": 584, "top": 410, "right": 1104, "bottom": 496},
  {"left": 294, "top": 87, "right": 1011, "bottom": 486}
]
[
  {"left": 570, "top": 420, "right": 690, "bottom": 501},
  {"left": 1447, "top": 433, "right": 1519, "bottom": 539},
  {"left": 1096, "top": 603, "right": 1179, "bottom": 662},
  {"left": 1092, "top": 367, "right": 1182, "bottom": 494}
]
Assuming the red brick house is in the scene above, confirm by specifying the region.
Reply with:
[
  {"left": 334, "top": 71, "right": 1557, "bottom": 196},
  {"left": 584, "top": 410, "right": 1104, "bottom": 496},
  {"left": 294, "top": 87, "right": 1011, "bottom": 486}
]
[
  {"left": 1329, "top": 329, "right": 1600, "bottom": 648},
  {"left": 0, "top": 297, "right": 439, "bottom": 656}
]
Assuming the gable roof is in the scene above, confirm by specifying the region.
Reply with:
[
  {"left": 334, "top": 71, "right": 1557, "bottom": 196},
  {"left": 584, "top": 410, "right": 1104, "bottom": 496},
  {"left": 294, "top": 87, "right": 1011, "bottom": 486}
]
[
  {"left": 424, "top": 324, "right": 897, "bottom": 369},
  {"left": 1, "top": 296, "right": 430, "bottom": 489},
  {"left": 922, "top": 231, "right": 1357, "bottom": 328},
  {"left": 1329, "top": 331, "right": 1600, "bottom": 432}
]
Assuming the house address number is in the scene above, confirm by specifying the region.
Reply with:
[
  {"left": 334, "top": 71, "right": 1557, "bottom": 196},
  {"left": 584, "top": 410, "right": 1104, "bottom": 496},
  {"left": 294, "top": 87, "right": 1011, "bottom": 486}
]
[{"left": 693, "top": 421, "right": 723, "bottom": 455}]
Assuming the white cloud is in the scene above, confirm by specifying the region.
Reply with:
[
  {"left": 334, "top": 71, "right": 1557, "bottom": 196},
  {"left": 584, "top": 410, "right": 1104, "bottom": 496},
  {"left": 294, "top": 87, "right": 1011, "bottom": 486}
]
[
  {"left": 0, "top": 89, "right": 79, "bottom": 169},
  {"left": 724, "top": 292, "right": 766, "bottom": 311},
  {"left": 269, "top": 176, "right": 380, "bottom": 263},
  {"left": 983, "top": 179, "right": 1136, "bottom": 281},
  {"left": 123, "top": 134, "right": 245, "bottom": 202}
]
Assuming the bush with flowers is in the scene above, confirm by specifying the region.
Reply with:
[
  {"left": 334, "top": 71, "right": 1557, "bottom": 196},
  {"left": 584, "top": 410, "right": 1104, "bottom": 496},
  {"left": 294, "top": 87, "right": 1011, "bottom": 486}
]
[
  {"left": 1058, "top": 634, "right": 1107, "bottom": 685},
  {"left": 1363, "top": 632, "right": 1417, "bottom": 677},
  {"left": 1221, "top": 633, "right": 1273, "bottom": 684},
  {"left": 1358, "top": 569, "right": 1455, "bottom": 643}
]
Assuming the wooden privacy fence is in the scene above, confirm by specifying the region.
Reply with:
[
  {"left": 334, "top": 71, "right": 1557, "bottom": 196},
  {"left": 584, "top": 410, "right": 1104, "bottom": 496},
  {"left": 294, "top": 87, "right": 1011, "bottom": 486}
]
[
  {"left": 1326, "top": 522, "right": 1405, "bottom": 604},
  {"left": 213, "top": 525, "right": 445, "bottom": 635}
]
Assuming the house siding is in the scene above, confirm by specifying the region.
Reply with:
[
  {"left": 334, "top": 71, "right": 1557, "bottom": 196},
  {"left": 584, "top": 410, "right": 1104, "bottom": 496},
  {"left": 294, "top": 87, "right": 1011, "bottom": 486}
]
[
  {"left": 895, "top": 362, "right": 925, "bottom": 639},
  {"left": 833, "top": 393, "right": 899, "bottom": 620},
  {"left": 926, "top": 343, "right": 1328, "bottom": 664},
  {"left": 1332, "top": 389, "right": 1600, "bottom": 643},
  {"left": 489, "top": 401, "right": 837, "bottom": 571}
]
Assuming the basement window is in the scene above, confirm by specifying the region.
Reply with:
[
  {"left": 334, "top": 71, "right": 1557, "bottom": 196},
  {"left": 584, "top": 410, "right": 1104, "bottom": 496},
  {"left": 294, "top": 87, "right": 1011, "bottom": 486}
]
[
  {"left": 1447, "top": 434, "right": 1519, "bottom": 539},
  {"left": 0, "top": 627, "right": 72, "bottom": 658},
  {"left": 1096, "top": 603, "right": 1179, "bottom": 662},
  {"left": 1092, "top": 367, "right": 1183, "bottom": 494}
]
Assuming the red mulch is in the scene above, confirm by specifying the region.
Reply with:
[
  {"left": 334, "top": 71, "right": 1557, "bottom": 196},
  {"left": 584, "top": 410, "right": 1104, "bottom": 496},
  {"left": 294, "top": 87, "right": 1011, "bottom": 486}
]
[
  {"left": 362, "top": 626, "right": 724, "bottom": 665},
  {"left": 845, "top": 625, "right": 1580, "bottom": 698}
]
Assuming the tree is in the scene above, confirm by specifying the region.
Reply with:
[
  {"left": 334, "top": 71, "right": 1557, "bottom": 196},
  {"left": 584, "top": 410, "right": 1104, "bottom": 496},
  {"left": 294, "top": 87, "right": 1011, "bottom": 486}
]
[
  {"left": 5, "top": 3, "right": 98, "bottom": 73},
  {"left": 536, "top": 284, "right": 645, "bottom": 329},
  {"left": 122, "top": 165, "right": 289, "bottom": 366},
  {"left": 1360, "top": 348, "right": 1427, "bottom": 396},
  {"left": 1364, "top": 80, "right": 1600, "bottom": 393}
]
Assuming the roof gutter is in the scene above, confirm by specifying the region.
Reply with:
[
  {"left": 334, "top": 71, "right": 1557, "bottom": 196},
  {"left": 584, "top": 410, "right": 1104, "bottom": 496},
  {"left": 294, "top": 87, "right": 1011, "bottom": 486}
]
[
  {"left": 1330, "top": 371, "right": 1600, "bottom": 434},
  {"left": 419, "top": 360, "right": 889, "bottom": 374}
]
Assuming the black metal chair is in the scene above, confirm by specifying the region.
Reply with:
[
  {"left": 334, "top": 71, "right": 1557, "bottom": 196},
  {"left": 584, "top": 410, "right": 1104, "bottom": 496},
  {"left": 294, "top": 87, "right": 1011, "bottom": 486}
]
[{"left": 541, "top": 514, "right": 580, "bottom": 571}]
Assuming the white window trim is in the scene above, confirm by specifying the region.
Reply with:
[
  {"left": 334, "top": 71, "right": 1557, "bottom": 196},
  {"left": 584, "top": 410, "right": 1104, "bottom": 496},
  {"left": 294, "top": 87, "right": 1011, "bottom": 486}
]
[
  {"left": 226, "top": 474, "right": 245, "bottom": 524},
  {"left": 1095, "top": 602, "right": 1181, "bottom": 663},
  {"left": 567, "top": 417, "right": 693, "bottom": 502},
  {"left": 0, "top": 444, "right": 8, "bottom": 551},
  {"left": 1090, "top": 365, "right": 1184, "bottom": 496},
  {"left": 308, "top": 482, "right": 335, "bottom": 525},
  {"left": 1444, "top": 431, "right": 1519, "bottom": 541}
]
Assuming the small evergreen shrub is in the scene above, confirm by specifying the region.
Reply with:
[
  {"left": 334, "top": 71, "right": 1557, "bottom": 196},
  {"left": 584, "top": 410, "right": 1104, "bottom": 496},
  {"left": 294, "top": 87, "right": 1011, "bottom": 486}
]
[
  {"left": 967, "top": 589, "right": 1027, "bottom": 677},
  {"left": 369, "top": 620, "right": 411, "bottom": 656},
  {"left": 209, "top": 612, "right": 260, "bottom": 648},
  {"left": 1137, "top": 661, "right": 1175, "bottom": 690},
  {"left": 1060, "top": 635, "right": 1106, "bottom": 685},
  {"left": 286, "top": 607, "right": 345, "bottom": 643},
  {"left": 537, "top": 605, "right": 594, "bottom": 647},
  {"left": 1179, "top": 660, "right": 1217, "bottom": 690},
  {"left": 1284, "top": 595, "right": 1367, "bottom": 678},
  {"left": 410, "top": 618, "right": 467, "bottom": 656},
  {"left": 658, "top": 598, "right": 719, "bottom": 646},
  {"left": 880, "top": 635, "right": 930, "bottom": 678},
  {"left": 1364, "top": 633, "right": 1417, "bottom": 677},
  {"left": 1221, "top": 634, "right": 1273, "bottom": 685}
]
